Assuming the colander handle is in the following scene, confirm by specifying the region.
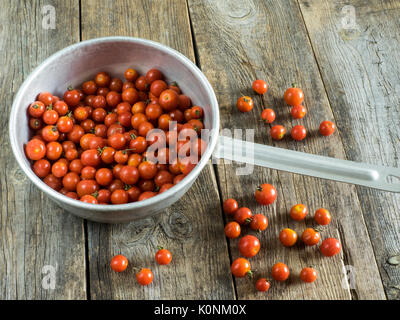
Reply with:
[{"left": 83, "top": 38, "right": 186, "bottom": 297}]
[{"left": 213, "top": 136, "right": 400, "bottom": 192}]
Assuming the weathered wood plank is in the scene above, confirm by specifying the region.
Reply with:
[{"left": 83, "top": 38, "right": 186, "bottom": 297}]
[
  {"left": 298, "top": 0, "right": 400, "bottom": 299},
  {"left": 0, "top": 0, "right": 86, "bottom": 299},
  {"left": 81, "top": 0, "right": 235, "bottom": 299},
  {"left": 188, "top": 0, "right": 385, "bottom": 299}
]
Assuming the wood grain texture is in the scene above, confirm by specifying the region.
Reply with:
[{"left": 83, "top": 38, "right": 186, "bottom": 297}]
[
  {"left": 298, "top": 0, "right": 400, "bottom": 299},
  {"left": 81, "top": 0, "right": 235, "bottom": 299},
  {"left": 188, "top": 0, "right": 385, "bottom": 299},
  {"left": 0, "top": 0, "right": 86, "bottom": 299}
]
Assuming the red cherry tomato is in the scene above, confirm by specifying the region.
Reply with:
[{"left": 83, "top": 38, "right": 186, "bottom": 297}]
[
  {"left": 279, "top": 228, "right": 298, "bottom": 247},
  {"left": 271, "top": 262, "right": 290, "bottom": 281},
  {"left": 252, "top": 80, "right": 268, "bottom": 95},
  {"left": 320, "top": 238, "right": 341, "bottom": 257},
  {"left": 284, "top": 86, "right": 304, "bottom": 106},
  {"left": 290, "top": 204, "right": 308, "bottom": 221},
  {"left": 291, "top": 105, "right": 307, "bottom": 119},
  {"left": 314, "top": 208, "right": 332, "bottom": 225},
  {"left": 223, "top": 198, "right": 239, "bottom": 215},
  {"left": 231, "top": 258, "right": 251, "bottom": 278},
  {"left": 110, "top": 254, "right": 128, "bottom": 272},
  {"left": 237, "top": 96, "right": 253, "bottom": 112},
  {"left": 136, "top": 268, "right": 153, "bottom": 286},
  {"left": 300, "top": 267, "right": 317, "bottom": 283},
  {"left": 224, "top": 222, "right": 241, "bottom": 239},
  {"left": 291, "top": 125, "right": 307, "bottom": 141},
  {"left": 255, "top": 183, "right": 277, "bottom": 205},
  {"left": 155, "top": 248, "right": 172, "bottom": 265},
  {"left": 319, "top": 121, "right": 336, "bottom": 136},
  {"left": 25, "top": 139, "right": 46, "bottom": 160},
  {"left": 261, "top": 108, "right": 275, "bottom": 123},
  {"left": 270, "top": 125, "right": 286, "bottom": 140},
  {"left": 256, "top": 278, "right": 270, "bottom": 292},
  {"left": 249, "top": 214, "right": 268, "bottom": 231},
  {"left": 302, "top": 228, "right": 321, "bottom": 246},
  {"left": 234, "top": 207, "right": 253, "bottom": 225},
  {"left": 238, "top": 235, "right": 261, "bottom": 258}
]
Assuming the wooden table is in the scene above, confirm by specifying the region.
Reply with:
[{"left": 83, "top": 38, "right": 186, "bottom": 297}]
[{"left": 1, "top": 0, "right": 399, "bottom": 300}]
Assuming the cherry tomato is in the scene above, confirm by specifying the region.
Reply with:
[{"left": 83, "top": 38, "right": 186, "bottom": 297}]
[
  {"left": 57, "top": 115, "right": 74, "bottom": 133},
  {"left": 231, "top": 258, "right": 251, "bottom": 278},
  {"left": 138, "top": 161, "right": 157, "bottom": 180},
  {"left": 320, "top": 238, "right": 341, "bottom": 257},
  {"left": 110, "top": 254, "right": 128, "bottom": 272},
  {"left": 256, "top": 278, "right": 270, "bottom": 292},
  {"left": 43, "top": 109, "right": 59, "bottom": 125},
  {"left": 255, "top": 183, "right": 277, "bottom": 205},
  {"left": 159, "top": 89, "right": 179, "bottom": 111},
  {"left": 261, "top": 108, "right": 275, "bottom": 124},
  {"left": 234, "top": 207, "right": 253, "bottom": 225},
  {"left": 136, "top": 268, "right": 154, "bottom": 286},
  {"left": 111, "top": 189, "right": 129, "bottom": 204},
  {"left": 238, "top": 235, "right": 260, "bottom": 258},
  {"left": 122, "top": 88, "right": 139, "bottom": 104},
  {"left": 270, "top": 125, "right": 286, "bottom": 140},
  {"left": 138, "top": 191, "right": 157, "bottom": 201},
  {"left": 291, "top": 105, "right": 306, "bottom": 119},
  {"left": 38, "top": 91, "right": 54, "bottom": 106},
  {"left": 108, "top": 133, "right": 126, "bottom": 150},
  {"left": 33, "top": 159, "right": 51, "bottom": 178},
  {"left": 82, "top": 80, "right": 97, "bottom": 95},
  {"left": 25, "top": 139, "right": 46, "bottom": 160},
  {"left": 52, "top": 160, "right": 68, "bottom": 178},
  {"left": 223, "top": 198, "right": 239, "bottom": 215},
  {"left": 224, "top": 221, "right": 241, "bottom": 239},
  {"left": 63, "top": 88, "right": 80, "bottom": 107},
  {"left": 284, "top": 86, "right": 304, "bottom": 106},
  {"left": 76, "top": 179, "right": 99, "bottom": 198},
  {"left": 62, "top": 172, "right": 80, "bottom": 191},
  {"left": 80, "top": 194, "right": 98, "bottom": 204},
  {"left": 314, "top": 208, "right": 332, "bottom": 225},
  {"left": 290, "top": 204, "right": 308, "bottom": 221},
  {"left": 279, "top": 228, "right": 298, "bottom": 247},
  {"left": 150, "top": 80, "right": 168, "bottom": 97},
  {"left": 249, "top": 214, "right": 268, "bottom": 231},
  {"left": 300, "top": 267, "right": 317, "bottom": 283},
  {"left": 319, "top": 121, "right": 336, "bottom": 136},
  {"left": 124, "top": 68, "right": 138, "bottom": 82},
  {"left": 302, "top": 228, "right": 321, "bottom": 246},
  {"left": 237, "top": 96, "right": 253, "bottom": 112},
  {"left": 46, "top": 141, "right": 63, "bottom": 160},
  {"left": 44, "top": 174, "right": 62, "bottom": 190},
  {"left": 81, "top": 149, "right": 101, "bottom": 167},
  {"left": 95, "top": 71, "right": 111, "bottom": 87},
  {"left": 291, "top": 125, "right": 307, "bottom": 141},
  {"left": 252, "top": 80, "right": 268, "bottom": 95},
  {"left": 190, "top": 106, "right": 204, "bottom": 119},
  {"left": 119, "top": 165, "right": 140, "bottom": 185},
  {"left": 95, "top": 168, "right": 113, "bottom": 186},
  {"left": 271, "top": 262, "right": 289, "bottom": 281},
  {"left": 42, "top": 125, "right": 60, "bottom": 142},
  {"left": 146, "top": 68, "right": 163, "bottom": 84},
  {"left": 28, "top": 101, "right": 46, "bottom": 118},
  {"left": 155, "top": 248, "right": 172, "bottom": 265}
]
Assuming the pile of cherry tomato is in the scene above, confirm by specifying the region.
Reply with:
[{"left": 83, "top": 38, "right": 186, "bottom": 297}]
[
  {"left": 25, "top": 68, "right": 207, "bottom": 204},
  {"left": 110, "top": 247, "right": 172, "bottom": 286},
  {"left": 237, "top": 80, "right": 336, "bottom": 141},
  {"left": 224, "top": 183, "right": 341, "bottom": 293}
]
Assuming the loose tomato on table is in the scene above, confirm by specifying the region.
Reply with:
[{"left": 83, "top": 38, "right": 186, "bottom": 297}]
[
  {"left": 320, "top": 238, "right": 341, "bottom": 257},
  {"left": 284, "top": 85, "right": 304, "bottom": 106},
  {"left": 237, "top": 96, "right": 254, "bottom": 112},
  {"left": 249, "top": 214, "right": 268, "bottom": 231},
  {"left": 231, "top": 258, "right": 252, "bottom": 278},
  {"left": 256, "top": 278, "right": 270, "bottom": 292},
  {"left": 223, "top": 198, "right": 239, "bottom": 215},
  {"left": 110, "top": 254, "right": 128, "bottom": 272},
  {"left": 238, "top": 235, "right": 261, "bottom": 258},
  {"left": 291, "top": 125, "right": 307, "bottom": 141},
  {"left": 279, "top": 228, "right": 298, "bottom": 247},
  {"left": 255, "top": 183, "right": 277, "bottom": 205},
  {"left": 302, "top": 228, "right": 321, "bottom": 246},
  {"left": 155, "top": 247, "right": 172, "bottom": 265},
  {"left": 270, "top": 125, "right": 285, "bottom": 140},
  {"left": 136, "top": 268, "right": 154, "bottom": 286},
  {"left": 252, "top": 80, "right": 268, "bottom": 95},
  {"left": 291, "top": 105, "right": 306, "bottom": 119},
  {"left": 261, "top": 108, "right": 275, "bottom": 124},
  {"left": 234, "top": 207, "right": 253, "bottom": 225},
  {"left": 319, "top": 121, "right": 336, "bottom": 136},
  {"left": 224, "top": 221, "right": 241, "bottom": 239},
  {"left": 300, "top": 267, "right": 317, "bottom": 283},
  {"left": 271, "top": 262, "right": 290, "bottom": 281},
  {"left": 314, "top": 208, "right": 332, "bottom": 225},
  {"left": 290, "top": 204, "right": 308, "bottom": 221}
]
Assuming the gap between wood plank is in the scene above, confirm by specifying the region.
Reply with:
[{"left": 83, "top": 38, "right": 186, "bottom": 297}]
[
  {"left": 185, "top": 0, "right": 239, "bottom": 300},
  {"left": 295, "top": 0, "right": 387, "bottom": 300}
]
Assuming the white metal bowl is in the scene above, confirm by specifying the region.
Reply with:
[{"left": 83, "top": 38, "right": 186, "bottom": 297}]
[{"left": 9, "top": 37, "right": 220, "bottom": 223}]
